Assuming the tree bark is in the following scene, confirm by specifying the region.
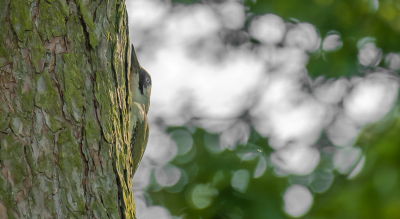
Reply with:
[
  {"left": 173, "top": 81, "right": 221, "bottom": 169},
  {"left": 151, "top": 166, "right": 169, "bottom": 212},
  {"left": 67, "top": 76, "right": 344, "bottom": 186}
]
[{"left": 0, "top": 0, "right": 136, "bottom": 218}]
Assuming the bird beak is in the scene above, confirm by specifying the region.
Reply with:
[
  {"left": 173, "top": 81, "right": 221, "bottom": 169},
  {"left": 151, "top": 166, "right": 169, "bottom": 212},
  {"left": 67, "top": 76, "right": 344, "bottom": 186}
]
[{"left": 130, "top": 44, "right": 141, "bottom": 75}]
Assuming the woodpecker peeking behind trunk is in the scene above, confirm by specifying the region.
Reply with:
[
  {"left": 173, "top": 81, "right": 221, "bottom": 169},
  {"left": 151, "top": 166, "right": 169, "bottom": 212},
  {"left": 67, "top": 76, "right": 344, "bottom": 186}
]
[{"left": 129, "top": 44, "right": 152, "bottom": 177}]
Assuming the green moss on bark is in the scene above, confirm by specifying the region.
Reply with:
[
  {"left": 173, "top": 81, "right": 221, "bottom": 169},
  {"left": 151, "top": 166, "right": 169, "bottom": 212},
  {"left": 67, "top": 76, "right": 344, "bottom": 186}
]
[
  {"left": 34, "top": 69, "right": 64, "bottom": 132},
  {"left": 0, "top": 16, "right": 13, "bottom": 66},
  {"left": 55, "top": 0, "right": 70, "bottom": 17},
  {"left": 66, "top": 14, "right": 86, "bottom": 54},
  {"left": 37, "top": 0, "right": 67, "bottom": 41},
  {"left": 36, "top": 133, "right": 55, "bottom": 179},
  {"left": 58, "top": 129, "right": 82, "bottom": 172},
  {"left": 75, "top": 0, "right": 99, "bottom": 48},
  {"left": 24, "top": 31, "right": 46, "bottom": 73},
  {"left": 0, "top": 135, "right": 27, "bottom": 191},
  {"left": 94, "top": 70, "right": 114, "bottom": 143},
  {"left": 1, "top": 0, "right": 138, "bottom": 218},
  {"left": 9, "top": 0, "right": 33, "bottom": 41},
  {"left": 61, "top": 53, "right": 85, "bottom": 123},
  {"left": 10, "top": 113, "right": 26, "bottom": 136},
  {"left": 84, "top": 109, "right": 101, "bottom": 150},
  {"left": 58, "top": 129, "right": 86, "bottom": 214},
  {"left": 17, "top": 75, "right": 35, "bottom": 112},
  {"left": 0, "top": 108, "right": 9, "bottom": 131},
  {"left": 0, "top": 0, "right": 10, "bottom": 18},
  {"left": 0, "top": 173, "right": 18, "bottom": 219}
]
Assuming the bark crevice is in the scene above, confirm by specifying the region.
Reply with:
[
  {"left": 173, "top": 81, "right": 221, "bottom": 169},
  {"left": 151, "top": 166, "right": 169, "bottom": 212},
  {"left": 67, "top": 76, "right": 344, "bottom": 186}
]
[{"left": 113, "top": 159, "right": 126, "bottom": 219}]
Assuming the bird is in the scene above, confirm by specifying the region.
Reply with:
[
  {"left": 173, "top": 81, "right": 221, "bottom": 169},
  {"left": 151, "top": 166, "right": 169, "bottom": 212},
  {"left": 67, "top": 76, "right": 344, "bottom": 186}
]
[{"left": 128, "top": 44, "right": 152, "bottom": 177}]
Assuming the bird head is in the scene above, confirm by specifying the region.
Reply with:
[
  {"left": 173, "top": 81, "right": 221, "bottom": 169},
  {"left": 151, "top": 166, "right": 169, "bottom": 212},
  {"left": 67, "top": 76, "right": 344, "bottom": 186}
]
[
  {"left": 138, "top": 67, "right": 152, "bottom": 113},
  {"left": 130, "top": 44, "right": 152, "bottom": 114}
]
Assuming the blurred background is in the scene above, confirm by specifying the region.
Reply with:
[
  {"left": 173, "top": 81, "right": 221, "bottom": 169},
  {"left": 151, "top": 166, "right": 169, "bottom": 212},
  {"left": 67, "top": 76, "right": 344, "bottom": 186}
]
[{"left": 126, "top": 0, "right": 400, "bottom": 218}]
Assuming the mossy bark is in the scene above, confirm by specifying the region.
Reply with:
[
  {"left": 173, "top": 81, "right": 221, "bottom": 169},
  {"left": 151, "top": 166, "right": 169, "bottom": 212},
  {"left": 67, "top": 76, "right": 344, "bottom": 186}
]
[{"left": 0, "top": 0, "right": 136, "bottom": 218}]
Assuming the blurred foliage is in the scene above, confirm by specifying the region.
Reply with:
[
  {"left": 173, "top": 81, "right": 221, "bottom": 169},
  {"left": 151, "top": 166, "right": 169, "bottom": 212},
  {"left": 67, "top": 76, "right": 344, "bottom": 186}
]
[
  {"left": 141, "top": 0, "right": 400, "bottom": 218},
  {"left": 145, "top": 112, "right": 400, "bottom": 218},
  {"left": 149, "top": 126, "right": 289, "bottom": 219},
  {"left": 309, "top": 108, "right": 400, "bottom": 219},
  {"left": 244, "top": 0, "right": 400, "bottom": 78},
  {"left": 172, "top": 0, "right": 198, "bottom": 4}
]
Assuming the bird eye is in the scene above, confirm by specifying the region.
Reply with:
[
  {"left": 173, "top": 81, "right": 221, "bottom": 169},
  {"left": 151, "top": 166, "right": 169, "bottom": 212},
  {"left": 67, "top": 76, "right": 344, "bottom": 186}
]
[{"left": 146, "top": 78, "right": 150, "bottom": 83}]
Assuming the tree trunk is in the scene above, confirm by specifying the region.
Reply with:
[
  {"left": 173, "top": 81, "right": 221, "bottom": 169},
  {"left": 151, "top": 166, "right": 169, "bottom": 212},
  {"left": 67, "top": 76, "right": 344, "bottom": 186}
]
[{"left": 0, "top": 0, "right": 136, "bottom": 218}]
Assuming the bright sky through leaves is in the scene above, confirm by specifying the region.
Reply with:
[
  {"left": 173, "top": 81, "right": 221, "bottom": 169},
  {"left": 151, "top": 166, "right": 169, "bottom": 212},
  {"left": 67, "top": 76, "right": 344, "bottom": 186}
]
[{"left": 126, "top": 0, "right": 400, "bottom": 218}]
